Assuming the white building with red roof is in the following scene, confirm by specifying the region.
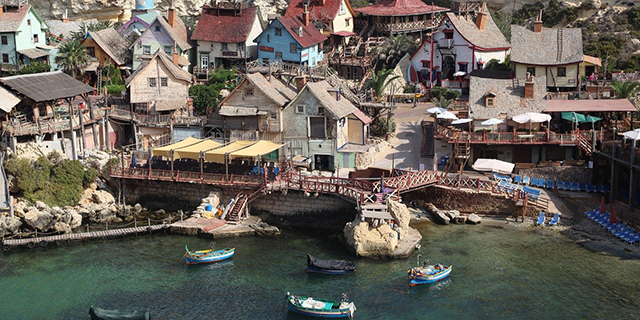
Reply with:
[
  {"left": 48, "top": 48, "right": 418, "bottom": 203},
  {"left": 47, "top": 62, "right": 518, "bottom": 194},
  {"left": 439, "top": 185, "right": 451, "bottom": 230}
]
[
  {"left": 191, "top": 2, "right": 264, "bottom": 70},
  {"left": 285, "top": 0, "right": 356, "bottom": 44}
]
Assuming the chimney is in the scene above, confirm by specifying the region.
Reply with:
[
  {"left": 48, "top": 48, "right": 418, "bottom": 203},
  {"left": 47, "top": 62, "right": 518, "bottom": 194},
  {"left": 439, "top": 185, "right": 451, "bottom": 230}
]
[
  {"left": 168, "top": 0, "right": 176, "bottom": 28},
  {"left": 0, "top": 5, "right": 3, "bottom": 17},
  {"left": 303, "top": 4, "right": 310, "bottom": 27},
  {"left": 295, "top": 75, "right": 307, "bottom": 92},
  {"left": 172, "top": 42, "right": 179, "bottom": 66},
  {"left": 320, "top": 0, "right": 326, "bottom": 5},
  {"left": 524, "top": 73, "right": 534, "bottom": 99},
  {"left": 62, "top": 9, "right": 69, "bottom": 23},
  {"left": 475, "top": 2, "right": 487, "bottom": 31},
  {"left": 533, "top": 10, "right": 543, "bottom": 33}
]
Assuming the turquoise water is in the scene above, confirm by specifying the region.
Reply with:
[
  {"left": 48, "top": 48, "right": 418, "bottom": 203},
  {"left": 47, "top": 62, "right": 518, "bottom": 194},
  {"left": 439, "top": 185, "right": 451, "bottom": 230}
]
[{"left": 1, "top": 222, "right": 639, "bottom": 320}]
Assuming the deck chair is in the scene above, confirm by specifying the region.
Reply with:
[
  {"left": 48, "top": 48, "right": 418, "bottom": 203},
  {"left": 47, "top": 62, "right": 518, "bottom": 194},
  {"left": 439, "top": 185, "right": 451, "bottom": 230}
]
[
  {"left": 514, "top": 175, "right": 522, "bottom": 184},
  {"left": 537, "top": 178, "right": 546, "bottom": 188},
  {"left": 586, "top": 184, "right": 595, "bottom": 193},
  {"left": 603, "top": 185, "right": 610, "bottom": 193},
  {"left": 578, "top": 183, "right": 587, "bottom": 191},
  {"left": 548, "top": 213, "right": 560, "bottom": 226},
  {"left": 531, "top": 178, "right": 540, "bottom": 187},
  {"left": 535, "top": 212, "right": 545, "bottom": 226},
  {"left": 522, "top": 176, "right": 531, "bottom": 185},
  {"left": 594, "top": 185, "right": 602, "bottom": 193},
  {"left": 546, "top": 180, "right": 555, "bottom": 189}
]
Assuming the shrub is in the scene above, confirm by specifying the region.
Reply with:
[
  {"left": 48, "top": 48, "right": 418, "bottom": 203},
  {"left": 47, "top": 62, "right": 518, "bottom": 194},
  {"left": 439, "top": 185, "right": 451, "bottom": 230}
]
[{"left": 107, "top": 84, "right": 126, "bottom": 95}]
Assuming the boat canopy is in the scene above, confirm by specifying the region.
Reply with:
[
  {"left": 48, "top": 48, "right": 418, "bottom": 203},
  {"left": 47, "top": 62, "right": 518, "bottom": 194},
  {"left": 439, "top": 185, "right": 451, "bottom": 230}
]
[
  {"left": 307, "top": 254, "right": 357, "bottom": 271},
  {"left": 203, "top": 140, "right": 255, "bottom": 163},
  {"left": 228, "top": 140, "right": 284, "bottom": 159},
  {"left": 172, "top": 139, "right": 222, "bottom": 160},
  {"left": 151, "top": 136, "right": 201, "bottom": 158}
]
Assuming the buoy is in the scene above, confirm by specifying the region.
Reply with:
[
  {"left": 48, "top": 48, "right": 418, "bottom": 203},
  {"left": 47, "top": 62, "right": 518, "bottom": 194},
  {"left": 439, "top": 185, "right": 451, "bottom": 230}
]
[
  {"left": 55, "top": 240, "right": 62, "bottom": 246},
  {"left": 162, "top": 225, "right": 169, "bottom": 230},
  {"left": 40, "top": 240, "right": 48, "bottom": 247},
  {"left": 27, "top": 242, "right": 35, "bottom": 249}
]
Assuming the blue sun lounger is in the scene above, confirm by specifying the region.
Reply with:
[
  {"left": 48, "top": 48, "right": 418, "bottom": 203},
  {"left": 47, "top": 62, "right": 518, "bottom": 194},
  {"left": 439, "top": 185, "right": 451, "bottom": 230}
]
[
  {"left": 535, "top": 212, "right": 545, "bottom": 226},
  {"left": 548, "top": 213, "right": 560, "bottom": 226},
  {"left": 546, "top": 180, "right": 554, "bottom": 189}
]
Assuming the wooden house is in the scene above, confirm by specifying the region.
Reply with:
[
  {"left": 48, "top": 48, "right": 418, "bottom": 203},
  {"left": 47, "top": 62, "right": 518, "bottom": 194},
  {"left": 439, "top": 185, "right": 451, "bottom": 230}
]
[
  {"left": 354, "top": 0, "right": 448, "bottom": 36},
  {"left": 283, "top": 79, "right": 371, "bottom": 171},
  {"left": 217, "top": 72, "right": 295, "bottom": 141},
  {"left": 118, "top": 0, "right": 161, "bottom": 38},
  {"left": 284, "top": 0, "right": 356, "bottom": 47},
  {"left": 130, "top": 4, "right": 191, "bottom": 71},
  {"left": 191, "top": 2, "right": 264, "bottom": 71},
  {"left": 254, "top": 14, "right": 326, "bottom": 68},
  {"left": 0, "top": 2, "right": 50, "bottom": 73},
  {"left": 510, "top": 13, "right": 583, "bottom": 91},
  {"left": 82, "top": 28, "right": 130, "bottom": 69}
]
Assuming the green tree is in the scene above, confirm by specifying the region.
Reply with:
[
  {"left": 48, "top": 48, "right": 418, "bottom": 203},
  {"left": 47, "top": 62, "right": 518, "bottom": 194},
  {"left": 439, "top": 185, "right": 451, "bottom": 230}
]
[
  {"left": 431, "top": 96, "right": 454, "bottom": 110},
  {"left": 370, "top": 68, "right": 400, "bottom": 103},
  {"left": 377, "top": 34, "right": 417, "bottom": 68},
  {"left": 55, "top": 40, "right": 90, "bottom": 79},
  {"left": 189, "top": 85, "right": 218, "bottom": 116},
  {"left": 12, "top": 61, "right": 50, "bottom": 75},
  {"left": 484, "top": 56, "right": 511, "bottom": 72},
  {"left": 70, "top": 20, "right": 115, "bottom": 42},
  {"left": 610, "top": 80, "right": 640, "bottom": 98}
]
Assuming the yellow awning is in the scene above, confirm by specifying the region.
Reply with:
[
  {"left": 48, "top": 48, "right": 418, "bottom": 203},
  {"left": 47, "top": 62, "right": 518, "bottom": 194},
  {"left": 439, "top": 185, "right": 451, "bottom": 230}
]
[
  {"left": 229, "top": 140, "right": 284, "bottom": 159},
  {"left": 204, "top": 140, "right": 256, "bottom": 163},
  {"left": 173, "top": 139, "right": 222, "bottom": 160},
  {"left": 151, "top": 137, "right": 202, "bottom": 158}
]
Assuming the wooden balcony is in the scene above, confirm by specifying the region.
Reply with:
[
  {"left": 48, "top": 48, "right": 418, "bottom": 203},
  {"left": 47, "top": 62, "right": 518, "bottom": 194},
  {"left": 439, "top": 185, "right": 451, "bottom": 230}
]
[
  {"left": 108, "top": 107, "right": 204, "bottom": 127},
  {"left": 2, "top": 108, "right": 105, "bottom": 137},
  {"left": 374, "top": 20, "right": 434, "bottom": 33},
  {"left": 598, "top": 141, "right": 640, "bottom": 168}
]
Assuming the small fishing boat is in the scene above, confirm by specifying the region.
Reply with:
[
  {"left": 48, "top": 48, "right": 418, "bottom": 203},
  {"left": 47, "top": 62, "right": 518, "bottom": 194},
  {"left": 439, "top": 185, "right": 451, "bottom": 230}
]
[
  {"left": 184, "top": 245, "right": 234, "bottom": 265},
  {"left": 408, "top": 260, "right": 452, "bottom": 286},
  {"left": 89, "top": 306, "right": 150, "bottom": 320},
  {"left": 307, "top": 254, "right": 357, "bottom": 274},
  {"left": 286, "top": 292, "right": 356, "bottom": 318}
]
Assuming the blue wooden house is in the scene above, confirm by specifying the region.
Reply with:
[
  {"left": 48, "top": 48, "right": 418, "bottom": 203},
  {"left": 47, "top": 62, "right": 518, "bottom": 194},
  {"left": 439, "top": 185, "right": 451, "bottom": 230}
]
[
  {"left": 118, "top": 0, "right": 161, "bottom": 38},
  {"left": 0, "top": 3, "right": 50, "bottom": 73},
  {"left": 254, "top": 14, "right": 325, "bottom": 68}
]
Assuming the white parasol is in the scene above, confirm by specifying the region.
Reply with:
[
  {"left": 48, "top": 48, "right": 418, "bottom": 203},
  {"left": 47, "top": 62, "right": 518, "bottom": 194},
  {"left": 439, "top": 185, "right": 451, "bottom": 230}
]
[
  {"left": 481, "top": 118, "right": 504, "bottom": 126},
  {"left": 451, "top": 118, "right": 473, "bottom": 125},
  {"left": 472, "top": 158, "right": 515, "bottom": 174},
  {"left": 436, "top": 111, "right": 458, "bottom": 120},
  {"left": 622, "top": 128, "right": 640, "bottom": 141},
  {"left": 427, "top": 107, "right": 447, "bottom": 114},
  {"left": 512, "top": 112, "right": 551, "bottom": 133}
]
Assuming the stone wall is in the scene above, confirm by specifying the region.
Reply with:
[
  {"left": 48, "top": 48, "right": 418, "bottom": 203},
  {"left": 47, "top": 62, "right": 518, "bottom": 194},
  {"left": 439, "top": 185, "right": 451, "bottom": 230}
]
[
  {"left": 122, "top": 179, "right": 233, "bottom": 212},
  {"left": 405, "top": 186, "right": 538, "bottom": 216},
  {"left": 517, "top": 166, "right": 589, "bottom": 184}
]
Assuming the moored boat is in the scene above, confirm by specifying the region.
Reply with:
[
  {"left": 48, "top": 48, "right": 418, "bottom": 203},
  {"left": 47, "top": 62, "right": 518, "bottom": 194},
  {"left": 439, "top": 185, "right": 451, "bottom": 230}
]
[
  {"left": 89, "top": 306, "right": 150, "bottom": 320},
  {"left": 184, "top": 245, "right": 234, "bottom": 265},
  {"left": 408, "top": 263, "right": 452, "bottom": 286},
  {"left": 307, "top": 254, "right": 357, "bottom": 274},
  {"left": 286, "top": 292, "right": 356, "bottom": 318}
]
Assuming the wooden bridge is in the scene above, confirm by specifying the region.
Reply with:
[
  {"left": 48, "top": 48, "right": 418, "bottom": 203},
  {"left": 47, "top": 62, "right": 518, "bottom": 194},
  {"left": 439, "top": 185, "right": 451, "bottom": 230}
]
[{"left": 2, "top": 224, "right": 166, "bottom": 250}]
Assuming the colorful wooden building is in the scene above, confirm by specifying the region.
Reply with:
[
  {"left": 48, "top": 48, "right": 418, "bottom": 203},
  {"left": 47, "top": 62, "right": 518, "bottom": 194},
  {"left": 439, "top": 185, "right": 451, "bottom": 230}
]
[
  {"left": 354, "top": 0, "right": 448, "bottom": 36},
  {"left": 285, "top": 0, "right": 356, "bottom": 46},
  {"left": 0, "top": 2, "right": 49, "bottom": 73}
]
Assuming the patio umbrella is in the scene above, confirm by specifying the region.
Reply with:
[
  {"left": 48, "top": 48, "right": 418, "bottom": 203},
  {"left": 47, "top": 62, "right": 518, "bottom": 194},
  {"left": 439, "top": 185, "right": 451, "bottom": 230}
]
[
  {"left": 451, "top": 118, "right": 473, "bottom": 125},
  {"left": 512, "top": 112, "right": 551, "bottom": 133},
  {"left": 584, "top": 115, "right": 602, "bottom": 124},
  {"left": 436, "top": 111, "right": 458, "bottom": 120},
  {"left": 427, "top": 107, "right": 447, "bottom": 114},
  {"left": 481, "top": 118, "right": 504, "bottom": 131},
  {"left": 472, "top": 158, "right": 515, "bottom": 174},
  {"left": 622, "top": 128, "right": 640, "bottom": 140},
  {"left": 599, "top": 195, "right": 606, "bottom": 214},
  {"left": 609, "top": 205, "right": 618, "bottom": 224}
]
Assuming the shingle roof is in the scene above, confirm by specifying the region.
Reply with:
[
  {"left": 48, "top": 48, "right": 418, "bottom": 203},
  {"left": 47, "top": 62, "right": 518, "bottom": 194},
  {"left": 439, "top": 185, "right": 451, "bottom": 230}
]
[
  {"left": 305, "top": 81, "right": 358, "bottom": 119},
  {"left": 468, "top": 75, "right": 547, "bottom": 120},
  {"left": 46, "top": 19, "right": 98, "bottom": 38},
  {"left": 191, "top": 5, "right": 259, "bottom": 43},
  {"left": 88, "top": 28, "right": 130, "bottom": 66},
  {"left": 355, "top": 0, "right": 448, "bottom": 17},
  {"left": 244, "top": 73, "right": 296, "bottom": 107},
  {"left": 285, "top": 0, "right": 355, "bottom": 22},
  {"left": 17, "top": 48, "right": 49, "bottom": 59},
  {"left": 445, "top": 12, "right": 509, "bottom": 50},
  {"left": 132, "top": 14, "right": 191, "bottom": 51},
  {"left": 0, "top": 5, "right": 30, "bottom": 33},
  {"left": 125, "top": 50, "right": 192, "bottom": 86},
  {"left": 510, "top": 25, "right": 583, "bottom": 65},
  {"left": 0, "top": 71, "right": 93, "bottom": 102},
  {"left": 544, "top": 99, "right": 637, "bottom": 112},
  {"left": 275, "top": 16, "right": 326, "bottom": 48}
]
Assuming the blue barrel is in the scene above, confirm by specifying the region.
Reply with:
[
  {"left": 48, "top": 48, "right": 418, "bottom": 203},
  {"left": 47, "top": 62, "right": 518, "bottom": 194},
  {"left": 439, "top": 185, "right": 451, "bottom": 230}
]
[{"left": 205, "top": 204, "right": 213, "bottom": 212}]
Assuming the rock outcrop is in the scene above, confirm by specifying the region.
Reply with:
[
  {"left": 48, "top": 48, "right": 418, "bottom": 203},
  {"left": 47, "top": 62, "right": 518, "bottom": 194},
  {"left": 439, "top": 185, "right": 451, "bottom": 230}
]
[
  {"left": 425, "top": 203, "right": 450, "bottom": 225},
  {"left": 467, "top": 214, "right": 482, "bottom": 225},
  {"left": 0, "top": 216, "right": 22, "bottom": 235},
  {"left": 252, "top": 222, "right": 281, "bottom": 237}
]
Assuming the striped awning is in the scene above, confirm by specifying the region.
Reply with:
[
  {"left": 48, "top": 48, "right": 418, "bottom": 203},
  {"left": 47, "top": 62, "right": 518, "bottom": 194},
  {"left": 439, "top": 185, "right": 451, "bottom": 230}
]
[{"left": 151, "top": 137, "right": 201, "bottom": 158}]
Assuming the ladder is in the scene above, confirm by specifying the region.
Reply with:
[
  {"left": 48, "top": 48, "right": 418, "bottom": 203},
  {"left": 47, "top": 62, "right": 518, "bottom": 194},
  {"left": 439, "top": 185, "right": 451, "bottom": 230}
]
[
  {"left": 226, "top": 190, "right": 252, "bottom": 222},
  {"left": 444, "top": 136, "right": 470, "bottom": 176},
  {"left": 96, "top": 67, "right": 103, "bottom": 95},
  {"left": 556, "top": 28, "right": 564, "bottom": 63}
]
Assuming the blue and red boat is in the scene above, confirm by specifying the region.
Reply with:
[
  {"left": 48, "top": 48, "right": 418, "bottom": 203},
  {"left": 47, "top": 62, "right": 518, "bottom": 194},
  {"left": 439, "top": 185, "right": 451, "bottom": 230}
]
[
  {"left": 408, "top": 264, "right": 452, "bottom": 286},
  {"left": 307, "top": 254, "right": 356, "bottom": 274},
  {"left": 286, "top": 292, "right": 356, "bottom": 318},
  {"left": 184, "top": 245, "right": 234, "bottom": 265}
]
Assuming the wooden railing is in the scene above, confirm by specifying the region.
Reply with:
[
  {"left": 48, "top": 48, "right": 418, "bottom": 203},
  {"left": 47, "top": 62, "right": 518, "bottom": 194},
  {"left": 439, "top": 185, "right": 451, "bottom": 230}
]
[
  {"left": 2, "top": 109, "right": 105, "bottom": 136},
  {"left": 110, "top": 167, "right": 265, "bottom": 187},
  {"left": 436, "top": 123, "right": 602, "bottom": 145}
]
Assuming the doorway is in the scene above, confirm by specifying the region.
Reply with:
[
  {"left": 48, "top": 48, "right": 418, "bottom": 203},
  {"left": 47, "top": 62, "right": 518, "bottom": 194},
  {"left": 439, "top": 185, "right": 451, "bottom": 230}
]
[{"left": 314, "top": 154, "right": 334, "bottom": 172}]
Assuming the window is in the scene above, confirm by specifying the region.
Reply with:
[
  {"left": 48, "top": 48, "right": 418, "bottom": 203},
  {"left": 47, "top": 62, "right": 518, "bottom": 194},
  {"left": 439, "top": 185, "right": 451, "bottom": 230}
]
[
  {"left": 458, "top": 63, "right": 467, "bottom": 73},
  {"left": 160, "top": 77, "right": 168, "bottom": 87},
  {"left": 296, "top": 105, "right": 305, "bottom": 113},
  {"left": 33, "top": 34, "right": 38, "bottom": 43},
  {"left": 2, "top": 54, "right": 8, "bottom": 63},
  {"left": 164, "top": 46, "right": 172, "bottom": 54},
  {"left": 421, "top": 60, "right": 430, "bottom": 68},
  {"left": 154, "top": 26, "right": 161, "bottom": 32},
  {"left": 267, "top": 34, "right": 270, "bottom": 42},
  {"left": 237, "top": 42, "right": 244, "bottom": 51},
  {"left": 477, "top": 61, "right": 484, "bottom": 69},
  {"left": 221, "top": 42, "right": 228, "bottom": 50},
  {"left": 318, "top": 107, "right": 325, "bottom": 115},
  {"left": 298, "top": 27, "right": 303, "bottom": 37},
  {"left": 245, "top": 88, "right": 254, "bottom": 96},
  {"left": 444, "top": 30, "right": 454, "bottom": 39},
  {"left": 309, "top": 117, "right": 326, "bottom": 138},
  {"left": 345, "top": 18, "right": 350, "bottom": 26},
  {"left": 270, "top": 112, "right": 277, "bottom": 119},
  {"left": 275, "top": 28, "right": 282, "bottom": 36},
  {"left": 87, "top": 47, "right": 95, "bottom": 57},
  {"left": 557, "top": 67, "right": 566, "bottom": 77},
  {"left": 27, "top": 19, "right": 31, "bottom": 26},
  {"left": 290, "top": 43, "right": 297, "bottom": 53},
  {"left": 486, "top": 98, "right": 494, "bottom": 107},
  {"left": 143, "top": 45, "right": 151, "bottom": 54},
  {"left": 339, "top": 2, "right": 346, "bottom": 15},
  {"left": 526, "top": 67, "right": 535, "bottom": 77},
  {"left": 148, "top": 77, "right": 157, "bottom": 87},
  {"left": 275, "top": 51, "right": 282, "bottom": 59},
  {"left": 1, "top": 36, "right": 7, "bottom": 45}
]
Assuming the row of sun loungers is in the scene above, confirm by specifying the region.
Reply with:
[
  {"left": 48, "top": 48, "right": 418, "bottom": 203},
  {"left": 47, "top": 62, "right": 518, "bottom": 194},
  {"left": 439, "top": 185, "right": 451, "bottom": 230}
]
[
  {"left": 496, "top": 181, "right": 544, "bottom": 203},
  {"left": 501, "top": 174, "right": 611, "bottom": 193},
  {"left": 585, "top": 207, "right": 640, "bottom": 244},
  {"left": 535, "top": 212, "right": 560, "bottom": 226}
]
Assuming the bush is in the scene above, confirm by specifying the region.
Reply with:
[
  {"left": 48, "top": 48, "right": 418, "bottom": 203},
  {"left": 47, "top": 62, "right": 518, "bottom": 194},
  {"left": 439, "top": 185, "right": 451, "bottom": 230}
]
[
  {"left": 370, "top": 118, "right": 395, "bottom": 137},
  {"left": 107, "top": 84, "right": 126, "bottom": 95},
  {"left": 430, "top": 86, "right": 460, "bottom": 100},
  {"left": 5, "top": 156, "right": 99, "bottom": 207}
]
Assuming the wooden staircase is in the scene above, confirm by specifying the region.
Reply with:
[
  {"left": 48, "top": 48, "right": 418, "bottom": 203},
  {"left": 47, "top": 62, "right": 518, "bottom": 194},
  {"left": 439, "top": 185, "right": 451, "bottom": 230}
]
[
  {"left": 444, "top": 137, "right": 470, "bottom": 175},
  {"left": 226, "top": 190, "right": 252, "bottom": 222},
  {"left": 577, "top": 134, "right": 593, "bottom": 156}
]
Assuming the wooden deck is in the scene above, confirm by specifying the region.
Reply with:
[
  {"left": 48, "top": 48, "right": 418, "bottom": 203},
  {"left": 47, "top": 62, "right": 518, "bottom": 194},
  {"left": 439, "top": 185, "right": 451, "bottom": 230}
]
[{"left": 2, "top": 225, "right": 165, "bottom": 249}]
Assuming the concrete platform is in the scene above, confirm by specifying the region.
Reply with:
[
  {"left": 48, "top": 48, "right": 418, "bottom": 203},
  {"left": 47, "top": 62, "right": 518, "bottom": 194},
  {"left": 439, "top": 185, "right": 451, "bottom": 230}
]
[
  {"left": 170, "top": 218, "right": 227, "bottom": 236},
  {"left": 170, "top": 216, "right": 260, "bottom": 239},
  {"left": 389, "top": 227, "right": 423, "bottom": 259},
  {"left": 202, "top": 216, "right": 260, "bottom": 239}
]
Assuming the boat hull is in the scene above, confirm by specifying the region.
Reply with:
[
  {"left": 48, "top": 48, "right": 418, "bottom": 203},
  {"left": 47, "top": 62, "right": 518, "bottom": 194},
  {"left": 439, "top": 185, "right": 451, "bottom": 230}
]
[
  {"left": 307, "top": 267, "right": 355, "bottom": 275},
  {"left": 409, "top": 265, "right": 452, "bottom": 286},
  {"left": 184, "top": 248, "right": 234, "bottom": 265},
  {"left": 287, "top": 301, "right": 353, "bottom": 318}
]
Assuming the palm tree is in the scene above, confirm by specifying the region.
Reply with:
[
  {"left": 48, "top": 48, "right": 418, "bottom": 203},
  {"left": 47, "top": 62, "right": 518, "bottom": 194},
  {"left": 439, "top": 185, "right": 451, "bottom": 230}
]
[
  {"left": 55, "top": 40, "right": 89, "bottom": 79},
  {"left": 610, "top": 80, "right": 640, "bottom": 98},
  {"left": 370, "top": 68, "right": 400, "bottom": 103},
  {"left": 377, "top": 34, "right": 417, "bottom": 68},
  {"left": 431, "top": 96, "right": 454, "bottom": 110}
]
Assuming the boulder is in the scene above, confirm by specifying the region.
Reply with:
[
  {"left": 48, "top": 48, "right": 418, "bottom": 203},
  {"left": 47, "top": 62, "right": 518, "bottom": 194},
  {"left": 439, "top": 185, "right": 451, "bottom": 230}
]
[
  {"left": 253, "top": 222, "right": 281, "bottom": 237},
  {"left": 343, "top": 219, "right": 398, "bottom": 258},
  {"left": 444, "top": 210, "right": 460, "bottom": 221},
  {"left": 52, "top": 222, "right": 72, "bottom": 234},
  {"left": 79, "top": 183, "right": 98, "bottom": 205},
  {"left": 424, "top": 203, "right": 450, "bottom": 225},
  {"left": 24, "top": 208, "right": 54, "bottom": 231},
  {"left": 387, "top": 200, "right": 410, "bottom": 238},
  {"left": 15, "top": 200, "right": 28, "bottom": 215},
  {"left": 467, "top": 214, "right": 482, "bottom": 225},
  {"left": 454, "top": 216, "right": 467, "bottom": 224},
  {"left": 0, "top": 216, "right": 22, "bottom": 235},
  {"left": 34, "top": 201, "right": 50, "bottom": 211},
  {"left": 92, "top": 190, "right": 115, "bottom": 205},
  {"left": 133, "top": 203, "right": 143, "bottom": 214},
  {"left": 155, "top": 209, "right": 166, "bottom": 215},
  {"left": 89, "top": 207, "right": 118, "bottom": 223}
]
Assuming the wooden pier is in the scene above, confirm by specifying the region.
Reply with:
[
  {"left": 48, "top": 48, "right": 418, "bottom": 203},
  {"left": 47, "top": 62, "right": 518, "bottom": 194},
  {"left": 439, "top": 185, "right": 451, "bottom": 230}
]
[{"left": 2, "top": 225, "right": 166, "bottom": 250}]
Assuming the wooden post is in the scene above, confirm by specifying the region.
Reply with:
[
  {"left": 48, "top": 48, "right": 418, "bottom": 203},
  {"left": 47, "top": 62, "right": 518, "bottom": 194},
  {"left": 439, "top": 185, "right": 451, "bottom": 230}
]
[
  {"left": 134, "top": 218, "right": 137, "bottom": 228},
  {"left": 148, "top": 218, "right": 151, "bottom": 227},
  {"left": 629, "top": 140, "right": 636, "bottom": 210},
  {"left": 106, "top": 221, "right": 109, "bottom": 230}
]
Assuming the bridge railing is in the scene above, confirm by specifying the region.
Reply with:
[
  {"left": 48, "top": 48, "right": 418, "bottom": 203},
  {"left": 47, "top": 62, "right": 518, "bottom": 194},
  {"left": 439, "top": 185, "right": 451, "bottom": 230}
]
[{"left": 110, "top": 167, "right": 265, "bottom": 187}]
